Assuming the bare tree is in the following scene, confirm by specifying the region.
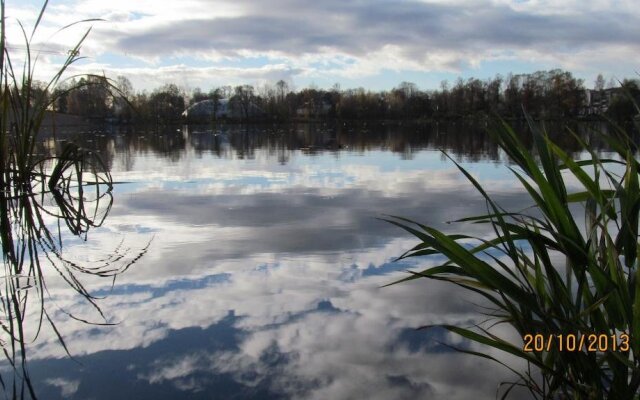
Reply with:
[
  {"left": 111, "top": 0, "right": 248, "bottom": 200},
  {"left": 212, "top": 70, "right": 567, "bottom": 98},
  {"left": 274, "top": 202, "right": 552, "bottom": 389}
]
[
  {"left": 208, "top": 87, "right": 223, "bottom": 121},
  {"left": 594, "top": 74, "right": 606, "bottom": 91},
  {"left": 232, "top": 85, "right": 255, "bottom": 120},
  {"left": 116, "top": 76, "right": 133, "bottom": 98},
  {"left": 398, "top": 81, "right": 418, "bottom": 98},
  {"left": 276, "top": 79, "right": 288, "bottom": 103}
]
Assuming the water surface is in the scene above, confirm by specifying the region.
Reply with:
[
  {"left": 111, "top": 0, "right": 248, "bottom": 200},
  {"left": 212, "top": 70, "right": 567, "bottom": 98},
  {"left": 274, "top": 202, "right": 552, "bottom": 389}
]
[{"left": 22, "top": 122, "right": 605, "bottom": 399}]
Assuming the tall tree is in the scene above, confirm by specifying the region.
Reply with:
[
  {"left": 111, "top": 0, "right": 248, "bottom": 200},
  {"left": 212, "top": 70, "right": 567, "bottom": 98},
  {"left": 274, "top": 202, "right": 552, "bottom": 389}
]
[
  {"left": 113, "top": 76, "right": 134, "bottom": 121},
  {"left": 594, "top": 74, "right": 606, "bottom": 91},
  {"left": 232, "top": 85, "right": 255, "bottom": 120},
  {"left": 276, "top": 80, "right": 288, "bottom": 103},
  {"left": 66, "top": 76, "right": 109, "bottom": 119},
  {"left": 150, "top": 83, "right": 185, "bottom": 123},
  {"left": 208, "top": 88, "right": 223, "bottom": 121}
]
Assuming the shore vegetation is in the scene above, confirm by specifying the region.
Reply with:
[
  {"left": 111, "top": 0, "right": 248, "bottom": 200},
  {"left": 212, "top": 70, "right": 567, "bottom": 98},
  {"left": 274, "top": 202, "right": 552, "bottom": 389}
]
[{"left": 386, "top": 112, "right": 640, "bottom": 398}]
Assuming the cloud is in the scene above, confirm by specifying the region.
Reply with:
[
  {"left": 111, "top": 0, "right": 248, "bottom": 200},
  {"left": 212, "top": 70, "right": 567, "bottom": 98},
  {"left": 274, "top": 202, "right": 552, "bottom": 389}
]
[
  {"left": 44, "top": 378, "right": 81, "bottom": 398},
  {"left": 30, "top": 264, "right": 520, "bottom": 399},
  {"left": 6, "top": 0, "right": 639, "bottom": 90},
  {"left": 68, "top": 63, "right": 304, "bottom": 92},
  {"left": 106, "top": 0, "right": 640, "bottom": 72},
  {"left": 39, "top": 267, "right": 533, "bottom": 399}
]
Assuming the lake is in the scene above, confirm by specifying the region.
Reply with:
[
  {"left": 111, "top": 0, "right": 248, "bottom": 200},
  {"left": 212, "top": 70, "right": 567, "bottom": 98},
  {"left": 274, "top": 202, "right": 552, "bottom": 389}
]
[{"left": 10, "top": 121, "right": 611, "bottom": 399}]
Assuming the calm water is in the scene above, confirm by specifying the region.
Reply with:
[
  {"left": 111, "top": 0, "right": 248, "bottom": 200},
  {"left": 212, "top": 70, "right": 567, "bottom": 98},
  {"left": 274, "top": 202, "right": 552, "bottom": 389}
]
[{"left": 16, "top": 122, "right": 609, "bottom": 399}]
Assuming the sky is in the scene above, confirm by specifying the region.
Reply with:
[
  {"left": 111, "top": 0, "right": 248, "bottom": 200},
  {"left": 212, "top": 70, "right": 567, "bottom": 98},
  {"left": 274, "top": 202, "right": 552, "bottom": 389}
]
[{"left": 5, "top": 0, "right": 640, "bottom": 94}]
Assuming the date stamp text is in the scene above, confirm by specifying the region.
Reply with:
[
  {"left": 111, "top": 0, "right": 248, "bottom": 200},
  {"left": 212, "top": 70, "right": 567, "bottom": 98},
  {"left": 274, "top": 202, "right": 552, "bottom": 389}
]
[{"left": 522, "top": 333, "right": 629, "bottom": 353}]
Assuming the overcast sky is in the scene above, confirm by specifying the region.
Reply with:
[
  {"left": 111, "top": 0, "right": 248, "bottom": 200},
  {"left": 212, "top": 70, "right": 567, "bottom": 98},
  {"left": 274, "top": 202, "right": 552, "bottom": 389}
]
[{"left": 7, "top": 0, "right": 640, "bottom": 93}]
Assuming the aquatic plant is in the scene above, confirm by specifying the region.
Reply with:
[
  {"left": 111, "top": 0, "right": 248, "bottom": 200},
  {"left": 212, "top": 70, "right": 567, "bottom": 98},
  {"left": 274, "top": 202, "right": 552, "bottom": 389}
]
[
  {"left": 0, "top": 1, "right": 146, "bottom": 398},
  {"left": 386, "top": 117, "right": 640, "bottom": 398}
]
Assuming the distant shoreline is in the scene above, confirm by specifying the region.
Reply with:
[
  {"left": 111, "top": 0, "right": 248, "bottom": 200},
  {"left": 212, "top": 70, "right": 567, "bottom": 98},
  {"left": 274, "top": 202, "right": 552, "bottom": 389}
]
[{"left": 33, "top": 112, "right": 621, "bottom": 132}]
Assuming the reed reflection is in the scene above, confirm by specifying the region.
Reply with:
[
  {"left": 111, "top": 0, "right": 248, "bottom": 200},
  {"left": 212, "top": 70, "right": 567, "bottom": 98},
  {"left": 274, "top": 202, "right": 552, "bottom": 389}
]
[{"left": 0, "top": 141, "right": 148, "bottom": 398}]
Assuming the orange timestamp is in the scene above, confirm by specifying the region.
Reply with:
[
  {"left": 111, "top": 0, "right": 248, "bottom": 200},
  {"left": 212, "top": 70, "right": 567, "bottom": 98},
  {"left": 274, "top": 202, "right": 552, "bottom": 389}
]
[{"left": 523, "top": 333, "right": 630, "bottom": 353}]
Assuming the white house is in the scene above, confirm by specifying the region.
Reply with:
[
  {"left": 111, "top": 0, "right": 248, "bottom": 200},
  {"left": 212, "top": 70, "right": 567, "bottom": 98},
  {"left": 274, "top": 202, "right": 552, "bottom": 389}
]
[{"left": 182, "top": 98, "right": 266, "bottom": 120}]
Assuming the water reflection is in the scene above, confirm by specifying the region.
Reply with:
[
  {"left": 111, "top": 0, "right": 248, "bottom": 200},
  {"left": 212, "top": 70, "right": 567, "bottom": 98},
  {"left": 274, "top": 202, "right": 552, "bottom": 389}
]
[
  {"left": 0, "top": 141, "right": 152, "bottom": 399},
  {"left": 20, "top": 122, "right": 608, "bottom": 399},
  {"left": 40, "top": 120, "right": 615, "bottom": 169}
]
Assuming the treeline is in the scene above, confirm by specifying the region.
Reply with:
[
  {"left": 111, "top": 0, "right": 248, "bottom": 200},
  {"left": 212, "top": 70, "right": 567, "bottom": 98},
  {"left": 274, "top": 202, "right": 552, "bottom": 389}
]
[{"left": 42, "top": 69, "right": 640, "bottom": 124}]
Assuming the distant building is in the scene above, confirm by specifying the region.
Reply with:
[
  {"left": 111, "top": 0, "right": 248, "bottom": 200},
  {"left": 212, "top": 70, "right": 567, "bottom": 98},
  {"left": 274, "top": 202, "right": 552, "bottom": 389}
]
[
  {"left": 295, "top": 100, "right": 332, "bottom": 118},
  {"left": 182, "top": 98, "right": 266, "bottom": 121},
  {"left": 583, "top": 87, "right": 624, "bottom": 115},
  {"left": 182, "top": 99, "right": 233, "bottom": 120}
]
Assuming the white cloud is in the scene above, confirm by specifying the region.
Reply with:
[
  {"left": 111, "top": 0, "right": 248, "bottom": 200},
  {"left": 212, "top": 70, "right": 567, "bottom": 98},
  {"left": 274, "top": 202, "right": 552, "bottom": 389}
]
[
  {"left": 44, "top": 378, "right": 81, "bottom": 397},
  {"left": 5, "top": 0, "right": 639, "bottom": 91}
]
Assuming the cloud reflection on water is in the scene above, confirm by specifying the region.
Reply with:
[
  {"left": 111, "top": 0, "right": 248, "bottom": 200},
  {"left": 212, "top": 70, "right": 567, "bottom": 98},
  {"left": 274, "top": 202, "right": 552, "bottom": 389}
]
[{"left": 25, "top": 124, "right": 543, "bottom": 399}]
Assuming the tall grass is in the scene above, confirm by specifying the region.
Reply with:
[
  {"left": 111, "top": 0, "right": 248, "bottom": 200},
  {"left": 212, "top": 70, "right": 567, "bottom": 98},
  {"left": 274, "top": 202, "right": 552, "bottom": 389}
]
[
  {"left": 386, "top": 117, "right": 640, "bottom": 398},
  {"left": 1, "top": 2, "right": 148, "bottom": 398}
]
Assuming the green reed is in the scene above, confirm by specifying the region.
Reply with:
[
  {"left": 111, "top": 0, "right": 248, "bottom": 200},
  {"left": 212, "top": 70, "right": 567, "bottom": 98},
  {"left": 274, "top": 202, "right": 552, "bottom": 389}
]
[
  {"left": 386, "top": 116, "right": 640, "bottom": 398},
  {"left": 0, "top": 2, "right": 147, "bottom": 398}
]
